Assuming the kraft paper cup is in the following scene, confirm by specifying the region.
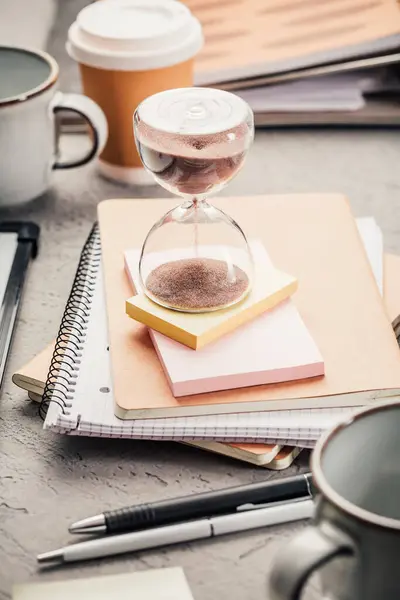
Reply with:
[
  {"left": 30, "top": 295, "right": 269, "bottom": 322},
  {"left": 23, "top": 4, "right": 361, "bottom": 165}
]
[{"left": 67, "top": 0, "right": 203, "bottom": 185}]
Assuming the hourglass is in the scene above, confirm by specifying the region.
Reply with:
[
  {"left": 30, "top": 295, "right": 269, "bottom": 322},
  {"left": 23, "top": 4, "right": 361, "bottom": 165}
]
[{"left": 134, "top": 87, "right": 254, "bottom": 313}]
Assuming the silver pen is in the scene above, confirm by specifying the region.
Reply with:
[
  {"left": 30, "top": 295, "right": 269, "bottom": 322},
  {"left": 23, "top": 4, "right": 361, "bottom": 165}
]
[{"left": 38, "top": 498, "right": 314, "bottom": 565}]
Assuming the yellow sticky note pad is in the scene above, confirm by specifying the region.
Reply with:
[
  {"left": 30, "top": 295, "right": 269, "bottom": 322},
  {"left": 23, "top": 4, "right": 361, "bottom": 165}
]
[{"left": 125, "top": 241, "right": 297, "bottom": 350}]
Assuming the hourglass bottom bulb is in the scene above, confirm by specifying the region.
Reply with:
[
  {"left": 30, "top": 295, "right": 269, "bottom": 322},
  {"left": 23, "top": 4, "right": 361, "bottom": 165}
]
[{"left": 145, "top": 257, "right": 250, "bottom": 312}]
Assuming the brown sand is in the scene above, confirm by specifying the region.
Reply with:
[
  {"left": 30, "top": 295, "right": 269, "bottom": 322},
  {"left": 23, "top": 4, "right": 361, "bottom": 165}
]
[{"left": 146, "top": 257, "right": 249, "bottom": 311}]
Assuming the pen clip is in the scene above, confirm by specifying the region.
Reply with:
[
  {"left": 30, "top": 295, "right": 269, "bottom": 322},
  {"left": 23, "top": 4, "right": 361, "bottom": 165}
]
[
  {"left": 236, "top": 503, "right": 270, "bottom": 512},
  {"left": 304, "top": 473, "right": 313, "bottom": 498},
  {"left": 236, "top": 495, "right": 313, "bottom": 512}
]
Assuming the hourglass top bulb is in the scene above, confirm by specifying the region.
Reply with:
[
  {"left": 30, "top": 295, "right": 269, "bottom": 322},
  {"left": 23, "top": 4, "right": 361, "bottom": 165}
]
[
  {"left": 133, "top": 87, "right": 255, "bottom": 313},
  {"left": 134, "top": 87, "right": 254, "bottom": 198}
]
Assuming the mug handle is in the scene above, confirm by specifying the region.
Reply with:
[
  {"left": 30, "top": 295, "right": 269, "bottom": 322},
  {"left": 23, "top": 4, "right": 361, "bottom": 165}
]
[
  {"left": 269, "top": 522, "right": 354, "bottom": 600},
  {"left": 52, "top": 92, "right": 108, "bottom": 169}
]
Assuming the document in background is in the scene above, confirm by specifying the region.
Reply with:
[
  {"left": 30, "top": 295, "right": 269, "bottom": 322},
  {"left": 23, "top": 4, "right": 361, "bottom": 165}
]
[
  {"left": 188, "top": 0, "right": 400, "bottom": 85},
  {"left": 236, "top": 69, "right": 400, "bottom": 113}
]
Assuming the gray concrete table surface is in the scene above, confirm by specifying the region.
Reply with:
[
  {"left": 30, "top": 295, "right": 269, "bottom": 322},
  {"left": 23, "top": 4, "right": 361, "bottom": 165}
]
[{"left": 1, "top": 2, "right": 400, "bottom": 599}]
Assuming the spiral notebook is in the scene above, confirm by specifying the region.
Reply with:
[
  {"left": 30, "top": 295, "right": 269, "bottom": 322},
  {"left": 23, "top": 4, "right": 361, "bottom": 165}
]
[
  {"left": 40, "top": 226, "right": 343, "bottom": 446},
  {"left": 39, "top": 227, "right": 321, "bottom": 446},
  {"left": 39, "top": 213, "right": 395, "bottom": 446}
]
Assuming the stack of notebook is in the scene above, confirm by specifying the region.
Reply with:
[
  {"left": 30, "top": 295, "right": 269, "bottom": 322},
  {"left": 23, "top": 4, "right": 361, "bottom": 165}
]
[
  {"left": 12, "top": 194, "right": 400, "bottom": 469},
  {"left": 186, "top": 0, "right": 400, "bottom": 126}
]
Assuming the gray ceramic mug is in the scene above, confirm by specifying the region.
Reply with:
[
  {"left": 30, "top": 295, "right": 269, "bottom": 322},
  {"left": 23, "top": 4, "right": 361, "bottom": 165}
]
[{"left": 269, "top": 401, "right": 400, "bottom": 600}]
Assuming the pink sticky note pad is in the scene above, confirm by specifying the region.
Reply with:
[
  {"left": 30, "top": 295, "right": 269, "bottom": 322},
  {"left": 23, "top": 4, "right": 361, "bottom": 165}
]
[{"left": 124, "top": 241, "right": 324, "bottom": 397}]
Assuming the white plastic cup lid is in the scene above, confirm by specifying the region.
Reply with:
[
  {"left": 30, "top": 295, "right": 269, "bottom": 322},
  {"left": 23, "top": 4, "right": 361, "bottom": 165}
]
[{"left": 67, "top": 0, "right": 203, "bottom": 71}]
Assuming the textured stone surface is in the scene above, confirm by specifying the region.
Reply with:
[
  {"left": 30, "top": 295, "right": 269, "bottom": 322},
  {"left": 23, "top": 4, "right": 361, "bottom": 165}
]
[{"left": 2, "top": 1, "right": 400, "bottom": 599}]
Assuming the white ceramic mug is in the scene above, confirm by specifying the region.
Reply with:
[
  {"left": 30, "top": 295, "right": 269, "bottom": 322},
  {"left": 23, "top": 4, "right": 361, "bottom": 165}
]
[{"left": 0, "top": 46, "right": 108, "bottom": 207}]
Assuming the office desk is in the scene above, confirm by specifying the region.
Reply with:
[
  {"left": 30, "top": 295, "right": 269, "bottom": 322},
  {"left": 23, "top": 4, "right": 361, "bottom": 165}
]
[
  {"left": 1, "top": 1, "right": 400, "bottom": 598},
  {"left": 2, "top": 126, "right": 400, "bottom": 600}
]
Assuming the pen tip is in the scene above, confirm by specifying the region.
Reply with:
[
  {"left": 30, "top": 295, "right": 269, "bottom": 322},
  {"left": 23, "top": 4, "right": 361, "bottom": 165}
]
[
  {"left": 68, "top": 523, "right": 84, "bottom": 534},
  {"left": 37, "top": 549, "right": 63, "bottom": 564},
  {"left": 69, "top": 515, "right": 106, "bottom": 535}
]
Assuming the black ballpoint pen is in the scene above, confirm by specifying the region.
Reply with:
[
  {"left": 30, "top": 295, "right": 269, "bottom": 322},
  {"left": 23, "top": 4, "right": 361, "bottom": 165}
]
[{"left": 69, "top": 473, "right": 313, "bottom": 535}]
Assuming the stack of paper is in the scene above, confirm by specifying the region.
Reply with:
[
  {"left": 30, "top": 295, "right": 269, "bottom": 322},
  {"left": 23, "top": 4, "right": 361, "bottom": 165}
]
[
  {"left": 99, "top": 196, "right": 400, "bottom": 422},
  {"left": 125, "top": 243, "right": 323, "bottom": 396},
  {"left": 185, "top": 0, "right": 400, "bottom": 125},
  {"left": 12, "top": 194, "right": 400, "bottom": 470}
]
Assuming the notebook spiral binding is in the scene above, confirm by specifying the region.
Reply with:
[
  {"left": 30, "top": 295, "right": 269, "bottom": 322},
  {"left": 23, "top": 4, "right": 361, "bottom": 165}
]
[{"left": 39, "top": 225, "right": 101, "bottom": 420}]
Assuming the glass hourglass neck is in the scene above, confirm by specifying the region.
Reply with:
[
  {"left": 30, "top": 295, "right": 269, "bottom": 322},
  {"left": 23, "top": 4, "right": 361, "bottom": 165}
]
[
  {"left": 178, "top": 198, "right": 215, "bottom": 223},
  {"left": 170, "top": 198, "right": 211, "bottom": 232},
  {"left": 184, "top": 197, "right": 208, "bottom": 208}
]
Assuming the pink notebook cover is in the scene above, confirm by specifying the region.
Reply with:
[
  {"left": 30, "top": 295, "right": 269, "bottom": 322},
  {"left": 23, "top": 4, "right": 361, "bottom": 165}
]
[{"left": 124, "top": 242, "right": 324, "bottom": 397}]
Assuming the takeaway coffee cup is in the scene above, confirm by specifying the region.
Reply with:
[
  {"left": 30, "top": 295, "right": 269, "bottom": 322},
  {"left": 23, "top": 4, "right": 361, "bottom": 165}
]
[
  {"left": 67, "top": 0, "right": 203, "bottom": 185},
  {"left": 269, "top": 400, "right": 400, "bottom": 600},
  {"left": 0, "top": 46, "right": 107, "bottom": 207}
]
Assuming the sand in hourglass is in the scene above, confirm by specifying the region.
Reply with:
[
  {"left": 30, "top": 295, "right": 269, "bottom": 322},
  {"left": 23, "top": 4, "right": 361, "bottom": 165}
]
[
  {"left": 146, "top": 198, "right": 249, "bottom": 311},
  {"left": 146, "top": 257, "right": 249, "bottom": 311}
]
